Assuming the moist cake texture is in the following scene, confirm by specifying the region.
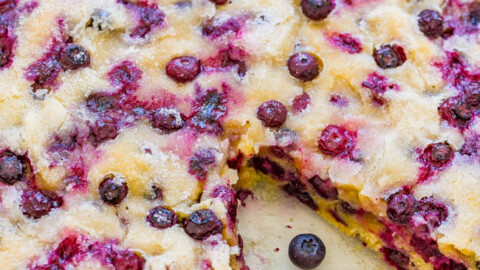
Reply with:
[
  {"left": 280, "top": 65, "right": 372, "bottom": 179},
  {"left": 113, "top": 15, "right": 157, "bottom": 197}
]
[{"left": 0, "top": 0, "right": 479, "bottom": 269}]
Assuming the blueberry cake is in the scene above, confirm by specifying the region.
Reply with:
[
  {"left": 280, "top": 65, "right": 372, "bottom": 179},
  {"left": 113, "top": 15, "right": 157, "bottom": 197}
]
[{"left": 0, "top": 0, "right": 479, "bottom": 269}]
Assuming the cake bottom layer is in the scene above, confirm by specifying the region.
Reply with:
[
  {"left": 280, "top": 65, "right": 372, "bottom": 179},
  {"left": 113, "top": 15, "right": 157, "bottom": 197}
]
[{"left": 234, "top": 151, "right": 476, "bottom": 270}]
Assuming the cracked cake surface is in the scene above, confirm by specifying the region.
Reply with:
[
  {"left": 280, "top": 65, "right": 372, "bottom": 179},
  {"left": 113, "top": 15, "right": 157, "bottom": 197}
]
[{"left": 1, "top": 0, "right": 480, "bottom": 269}]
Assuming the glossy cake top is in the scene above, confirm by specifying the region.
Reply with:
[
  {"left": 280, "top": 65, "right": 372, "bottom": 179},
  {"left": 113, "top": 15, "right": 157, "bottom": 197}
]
[{"left": 0, "top": 0, "right": 480, "bottom": 269}]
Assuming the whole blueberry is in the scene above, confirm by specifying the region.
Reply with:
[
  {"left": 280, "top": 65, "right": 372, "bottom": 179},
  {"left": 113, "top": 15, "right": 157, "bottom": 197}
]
[
  {"left": 98, "top": 175, "right": 128, "bottom": 205},
  {"left": 300, "top": 0, "right": 334, "bottom": 21},
  {"left": 288, "top": 233, "right": 326, "bottom": 269},
  {"left": 21, "top": 190, "right": 63, "bottom": 219},
  {"left": 166, "top": 56, "right": 201, "bottom": 83},
  {"left": 0, "top": 151, "right": 25, "bottom": 185},
  {"left": 59, "top": 44, "right": 90, "bottom": 70},
  {"left": 183, "top": 209, "right": 223, "bottom": 240},
  {"left": 430, "top": 143, "right": 454, "bottom": 167},
  {"left": 89, "top": 117, "right": 118, "bottom": 145},
  {"left": 256, "top": 100, "right": 288, "bottom": 128},
  {"left": 418, "top": 10, "right": 443, "bottom": 38},
  {"left": 147, "top": 206, "right": 177, "bottom": 229},
  {"left": 287, "top": 52, "right": 320, "bottom": 81},
  {"left": 317, "top": 125, "right": 356, "bottom": 158},
  {"left": 151, "top": 108, "right": 185, "bottom": 132},
  {"left": 86, "top": 92, "right": 118, "bottom": 113},
  {"left": 387, "top": 192, "right": 417, "bottom": 224},
  {"left": 373, "top": 44, "right": 406, "bottom": 69}
]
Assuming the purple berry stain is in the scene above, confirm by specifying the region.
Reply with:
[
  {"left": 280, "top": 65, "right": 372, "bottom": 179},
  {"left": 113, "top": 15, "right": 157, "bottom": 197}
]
[
  {"left": 118, "top": 0, "right": 165, "bottom": 38},
  {"left": 211, "top": 185, "right": 238, "bottom": 222},
  {"left": 327, "top": 32, "right": 362, "bottom": 54},
  {"left": 30, "top": 235, "right": 145, "bottom": 270},
  {"left": 329, "top": 94, "right": 349, "bottom": 107},
  {"left": 108, "top": 60, "right": 142, "bottom": 91},
  {"left": 361, "top": 72, "right": 399, "bottom": 106},
  {"left": 203, "top": 45, "right": 248, "bottom": 77},
  {"left": 189, "top": 85, "right": 229, "bottom": 135},
  {"left": 188, "top": 148, "right": 216, "bottom": 181},
  {"left": 0, "top": 0, "right": 18, "bottom": 70},
  {"left": 25, "top": 40, "right": 63, "bottom": 91},
  {"left": 202, "top": 16, "right": 245, "bottom": 40},
  {"left": 434, "top": 52, "right": 480, "bottom": 131},
  {"left": 292, "top": 93, "right": 311, "bottom": 113}
]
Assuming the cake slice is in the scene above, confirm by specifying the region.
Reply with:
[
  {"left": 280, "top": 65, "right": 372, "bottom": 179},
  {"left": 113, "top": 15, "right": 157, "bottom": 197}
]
[
  {"left": 0, "top": 0, "right": 246, "bottom": 269},
  {"left": 230, "top": 1, "right": 480, "bottom": 269}
]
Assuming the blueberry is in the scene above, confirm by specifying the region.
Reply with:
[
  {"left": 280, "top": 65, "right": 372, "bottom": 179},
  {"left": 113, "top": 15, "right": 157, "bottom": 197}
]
[
  {"left": 86, "top": 93, "right": 118, "bottom": 113},
  {"left": 288, "top": 233, "right": 326, "bottom": 269},
  {"left": 438, "top": 96, "right": 472, "bottom": 129},
  {"left": 430, "top": 142, "right": 454, "bottom": 167},
  {"left": 283, "top": 181, "right": 318, "bottom": 210},
  {"left": 89, "top": 117, "right": 118, "bottom": 145},
  {"left": 418, "top": 10, "right": 443, "bottom": 38},
  {"left": 166, "top": 56, "right": 201, "bottom": 83},
  {"left": 98, "top": 175, "right": 128, "bottom": 205},
  {"left": 151, "top": 108, "right": 185, "bottom": 132},
  {"left": 0, "top": 151, "right": 25, "bottom": 185},
  {"left": 147, "top": 206, "right": 177, "bottom": 229},
  {"left": 317, "top": 125, "right": 356, "bottom": 158},
  {"left": 59, "top": 44, "right": 90, "bottom": 70},
  {"left": 188, "top": 149, "right": 216, "bottom": 181},
  {"left": 189, "top": 90, "right": 227, "bottom": 134},
  {"left": 287, "top": 52, "right": 320, "bottom": 81},
  {"left": 300, "top": 0, "right": 334, "bottom": 21},
  {"left": 183, "top": 209, "right": 223, "bottom": 240},
  {"left": 416, "top": 197, "right": 448, "bottom": 228},
  {"left": 386, "top": 192, "right": 417, "bottom": 224},
  {"left": 453, "top": 102, "right": 472, "bottom": 121},
  {"left": 21, "top": 190, "right": 63, "bottom": 219},
  {"left": 256, "top": 100, "right": 288, "bottom": 128},
  {"left": 381, "top": 247, "right": 410, "bottom": 269},
  {"left": 470, "top": 2, "right": 480, "bottom": 25},
  {"left": 0, "top": 35, "right": 13, "bottom": 68},
  {"left": 308, "top": 175, "right": 338, "bottom": 200},
  {"left": 373, "top": 44, "right": 407, "bottom": 69}
]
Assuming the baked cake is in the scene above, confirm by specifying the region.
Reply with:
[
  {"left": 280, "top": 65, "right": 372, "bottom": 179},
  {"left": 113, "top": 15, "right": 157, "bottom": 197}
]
[{"left": 0, "top": 0, "right": 479, "bottom": 269}]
